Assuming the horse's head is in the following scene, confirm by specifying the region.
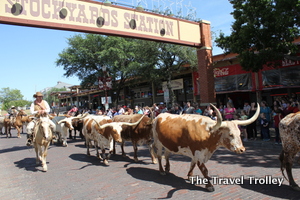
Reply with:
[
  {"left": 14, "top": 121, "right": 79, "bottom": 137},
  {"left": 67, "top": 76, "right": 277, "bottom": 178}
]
[
  {"left": 17, "top": 110, "right": 27, "bottom": 117},
  {"left": 38, "top": 116, "right": 52, "bottom": 140}
]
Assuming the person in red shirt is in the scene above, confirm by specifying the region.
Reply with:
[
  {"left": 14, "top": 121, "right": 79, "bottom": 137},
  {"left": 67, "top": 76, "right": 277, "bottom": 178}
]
[{"left": 68, "top": 105, "right": 78, "bottom": 116}]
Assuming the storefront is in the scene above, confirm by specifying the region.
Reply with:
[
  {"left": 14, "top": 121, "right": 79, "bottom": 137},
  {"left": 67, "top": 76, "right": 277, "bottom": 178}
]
[{"left": 213, "top": 56, "right": 300, "bottom": 108}]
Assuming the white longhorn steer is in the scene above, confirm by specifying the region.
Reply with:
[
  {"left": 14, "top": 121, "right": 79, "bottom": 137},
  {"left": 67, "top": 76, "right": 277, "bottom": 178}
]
[{"left": 82, "top": 114, "right": 145, "bottom": 165}]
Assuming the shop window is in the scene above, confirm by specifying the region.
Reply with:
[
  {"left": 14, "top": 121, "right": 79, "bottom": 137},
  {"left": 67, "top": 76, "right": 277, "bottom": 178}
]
[{"left": 215, "top": 73, "right": 252, "bottom": 92}]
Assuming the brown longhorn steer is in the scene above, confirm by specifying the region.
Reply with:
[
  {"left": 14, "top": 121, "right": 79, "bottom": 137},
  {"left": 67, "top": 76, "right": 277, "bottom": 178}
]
[
  {"left": 113, "top": 114, "right": 156, "bottom": 163},
  {"left": 152, "top": 104, "right": 260, "bottom": 192},
  {"left": 82, "top": 114, "right": 145, "bottom": 165}
]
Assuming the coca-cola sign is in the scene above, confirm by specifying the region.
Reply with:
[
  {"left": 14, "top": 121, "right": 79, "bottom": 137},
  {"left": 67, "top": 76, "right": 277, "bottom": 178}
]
[
  {"left": 214, "top": 64, "right": 249, "bottom": 77},
  {"left": 214, "top": 68, "right": 229, "bottom": 77}
]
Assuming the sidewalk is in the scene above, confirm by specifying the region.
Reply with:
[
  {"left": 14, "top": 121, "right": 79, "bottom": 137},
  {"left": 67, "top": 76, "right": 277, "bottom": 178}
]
[{"left": 243, "top": 126, "right": 282, "bottom": 149}]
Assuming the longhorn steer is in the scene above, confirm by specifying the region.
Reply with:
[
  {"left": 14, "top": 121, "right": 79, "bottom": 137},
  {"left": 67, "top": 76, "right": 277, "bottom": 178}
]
[
  {"left": 152, "top": 104, "right": 260, "bottom": 192},
  {"left": 27, "top": 115, "right": 73, "bottom": 146},
  {"left": 69, "top": 117, "right": 84, "bottom": 140},
  {"left": 0, "top": 116, "right": 4, "bottom": 134},
  {"left": 4, "top": 110, "right": 27, "bottom": 138},
  {"left": 279, "top": 112, "right": 300, "bottom": 191},
  {"left": 53, "top": 114, "right": 87, "bottom": 146},
  {"left": 82, "top": 115, "right": 145, "bottom": 165},
  {"left": 113, "top": 114, "right": 156, "bottom": 163}
]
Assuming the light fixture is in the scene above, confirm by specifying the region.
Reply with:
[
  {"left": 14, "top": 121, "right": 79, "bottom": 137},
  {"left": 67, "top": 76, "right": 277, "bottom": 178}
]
[
  {"left": 11, "top": 2, "right": 23, "bottom": 16},
  {"left": 136, "top": 5, "right": 144, "bottom": 11},
  {"left": 103, "top": 0, "right": 112, "bottom": 6}
]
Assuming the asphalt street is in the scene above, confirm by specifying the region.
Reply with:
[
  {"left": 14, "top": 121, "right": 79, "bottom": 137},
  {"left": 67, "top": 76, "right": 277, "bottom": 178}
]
[{"left": 1, "top": 129, "right": 300, "bottom": 200}]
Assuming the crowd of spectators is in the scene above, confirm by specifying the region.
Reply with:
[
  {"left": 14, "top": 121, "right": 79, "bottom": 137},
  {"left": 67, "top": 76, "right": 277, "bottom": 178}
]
[{"left": 67, "top": 94, "right": 300, "bottom": 145}]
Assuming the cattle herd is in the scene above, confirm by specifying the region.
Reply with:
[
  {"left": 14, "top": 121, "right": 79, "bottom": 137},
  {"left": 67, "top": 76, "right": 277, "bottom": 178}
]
[{"left": 1, "top": 104, "right": 300, "bottom": 192}]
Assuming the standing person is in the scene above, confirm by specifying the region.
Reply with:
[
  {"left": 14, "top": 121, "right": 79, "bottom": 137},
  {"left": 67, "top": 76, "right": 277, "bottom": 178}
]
[
  {"left": 67, "top": 105, "right": 78, "bottom": 116},
  {"left": 260, "top": 101, "right": 272, "bottom": 138},
  {"left": 203, "top": 105, "right": 213, "bottom": 117},
  {"left": 117, "top": 105, "right": 125, "bottom": 115},
  {"left": 171, "top": 105, "right": 182, "bottom": 115},
  {"left": 160, "top": 103, "right": 168, "bottom": 113},
  {"left": 194, "top": 105, "right": 202, "bottom": 115},
  {"left": 135, "top": 106, "right": 144, "bottom": 114},
  {"left": 273, "top": 109, "right": 283, "bottom": 144},
  {"left": 26, "top": 92, "right": 56, "bottom": 146},
  {"left": 182, "top": 102, "right": 188, "bottom": 113},
  {"left": 243, "top": 101, "right": 251, "bottom": 115},
  {"left": 260, "top": 101, "right": 272, "bottom": 122},
  {"left": 227, "top": 97, "right": 234, "bottom": 106},
  {"left": 184, "top": 102, "right": 195, "bottom": 114},
  {"left": 153, "top": 103, "right": 160, "bottom": 117},
  {"left": 247, "top": 102, "right": 258, "bottom": 140},
  {"left": 107, "top": 108, "right": 114, "bottom": 118},
  {"left": 223, "top": 102, "right": 236, "bottom": 121},
  {"left": 240, "top": 110, "right": 248, "bottom": 141},
  {"left": 260, "top": 113, "right": 270, "bottom": 141}
]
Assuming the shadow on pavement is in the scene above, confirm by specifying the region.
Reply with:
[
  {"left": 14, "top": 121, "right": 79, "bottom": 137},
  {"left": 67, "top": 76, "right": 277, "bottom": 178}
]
[
  {"left": 126, "top": 167, "right": 208, "bottom": 199},
  {"left": 240, "top": 178, "right": 300, "bottom": 199},
  {"left": 14, "top": 157, "right": 43, "bottom": 172},
  {"left": 69, "top": 153, "right": 109, "bottom": 169},
  {"left": 0, "top": 145, "right": 31, "bottom": 154},
  {"left": 210, "top": 147, "right": 300, "bottom": 169}
]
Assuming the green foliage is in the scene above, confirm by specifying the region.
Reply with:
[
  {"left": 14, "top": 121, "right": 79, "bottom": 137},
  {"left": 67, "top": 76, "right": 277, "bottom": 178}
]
[
  {"left": 56, "top": 34, "right": 107, "bottom": 87},
  {"left": 45, "top": 88, "right": 67, "bottom": 106},
  {"left": 216, "top": 0, "right": 300, "bottom": 72},
  {"left": 0, "top": 87, "right": 30, "bottom": 110},
  {"left": 56, "top": 34, "right": 198, "bottom": 106}
]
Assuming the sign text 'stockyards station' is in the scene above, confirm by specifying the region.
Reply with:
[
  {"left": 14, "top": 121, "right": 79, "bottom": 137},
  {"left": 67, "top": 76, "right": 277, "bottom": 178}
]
[{"left": 1, "top": 0, "right": 216, "bottom": 105}]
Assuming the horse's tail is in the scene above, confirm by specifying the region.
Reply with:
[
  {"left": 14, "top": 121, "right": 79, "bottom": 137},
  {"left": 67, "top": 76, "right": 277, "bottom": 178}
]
[{"left": 279, "top": 150, "right": 289, "bottom": 182}]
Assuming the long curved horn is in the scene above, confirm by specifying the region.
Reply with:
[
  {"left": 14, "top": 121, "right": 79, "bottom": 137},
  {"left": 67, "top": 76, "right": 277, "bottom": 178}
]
[
  {"left": 73, "top": 112, "right": 89, "bottom": 119},
  {"left": 233, "top": 103, "right": 260, "bottom": 126},
  {"left": 99, "top": 114, "right": 146, "bottom": 129},
  {"left": 210, "top": 103, "right": 223, "bottom": 132}
]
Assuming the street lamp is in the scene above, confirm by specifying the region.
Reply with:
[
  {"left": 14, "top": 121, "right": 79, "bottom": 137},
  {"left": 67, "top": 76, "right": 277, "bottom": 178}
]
[{"left": 102, "top": 65, "right": 109, "bottom": 110}]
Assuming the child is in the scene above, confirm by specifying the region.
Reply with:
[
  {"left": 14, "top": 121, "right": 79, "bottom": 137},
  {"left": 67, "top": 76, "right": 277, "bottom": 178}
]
[
  {"left": 260, "top": 113, "right": 270, "bottom": 141},
  {"left": 240, "top": 110, "right": 248, "bottom": 141}
]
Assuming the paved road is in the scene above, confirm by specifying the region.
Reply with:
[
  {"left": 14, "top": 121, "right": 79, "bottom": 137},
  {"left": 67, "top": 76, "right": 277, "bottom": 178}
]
[{"left": 1, "top": 129, "right": 300, "bottom": 200}]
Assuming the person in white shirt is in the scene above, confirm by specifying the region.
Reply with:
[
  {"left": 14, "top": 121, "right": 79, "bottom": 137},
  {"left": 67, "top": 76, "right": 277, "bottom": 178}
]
[
  {"left": 117, "top": 105, "right": 125, "bottom": 115},
  {"left": 26, "top": 92, "right": 55, "bottom": 146}
]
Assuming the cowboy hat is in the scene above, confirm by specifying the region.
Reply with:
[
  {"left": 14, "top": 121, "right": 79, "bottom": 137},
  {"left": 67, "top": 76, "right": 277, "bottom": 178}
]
[
  {"left": 11, "top": 106, "right": 15, "bottom": 108},
  {"left": 33, "top": 92, "right": 44, "bottom": 98}
]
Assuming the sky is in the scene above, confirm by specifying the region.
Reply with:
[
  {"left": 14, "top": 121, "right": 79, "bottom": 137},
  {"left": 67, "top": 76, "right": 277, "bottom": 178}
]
[{"left": 0, "top": 0, "right": 234, "bottom": 101}]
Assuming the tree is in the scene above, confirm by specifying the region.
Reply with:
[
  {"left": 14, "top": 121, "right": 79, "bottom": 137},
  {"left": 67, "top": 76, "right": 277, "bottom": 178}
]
[
  {"left": 215, "top": 0, "right": 300, "bottom": 72},
  {"left": 0, "top": 87, "right": 30, "bottom": 110},
  {"left": 56, "top": 34, "right": 197, "bottom": 107},
  {"left": 56, "top": 34, "right": 107, "bottom": 86},
  {"left": 44, "top": 88, "right": 67, "bottom": 106},
  {"left": 56, "top": 34, "right": 150, "bottom": 107}
]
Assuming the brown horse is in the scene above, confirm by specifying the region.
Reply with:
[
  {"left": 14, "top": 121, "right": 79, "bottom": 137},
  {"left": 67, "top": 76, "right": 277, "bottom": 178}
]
[
  {"left": 4, "top": 110, "right": 27, "bottom": 138},
  {"left": 33, "top": 115, "right": 53, "bottom": 172}
]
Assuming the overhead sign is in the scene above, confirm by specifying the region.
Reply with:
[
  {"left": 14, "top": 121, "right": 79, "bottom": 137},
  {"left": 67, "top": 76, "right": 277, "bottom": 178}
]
[
  {"left": 1, "top": 0, "right": 202, "bottom": 47},
  {"left": 98, "top": 76, "right": 112, "bottom": 90},
  {"left": 162, "top": 78, "right": 183, "bottom": 90}
]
